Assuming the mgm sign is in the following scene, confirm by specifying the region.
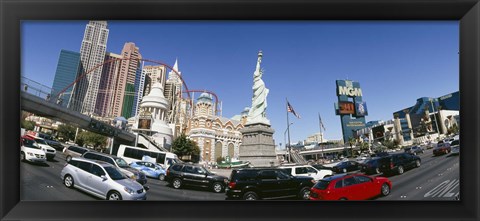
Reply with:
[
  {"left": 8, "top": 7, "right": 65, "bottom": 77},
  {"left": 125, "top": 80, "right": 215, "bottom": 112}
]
[{"left": 334, "top": 80, "right": 368, "bottom": 143}]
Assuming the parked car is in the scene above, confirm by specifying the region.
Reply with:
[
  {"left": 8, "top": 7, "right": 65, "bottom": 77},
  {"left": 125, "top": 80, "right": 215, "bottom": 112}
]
[
  {"left": 378, "top": 153, "right": 421, "bottom": 175},
  {"left": 166, "top": 163, "right": 228, "bottom": 193},
  {"left": 63, "top": 145, "right": 91, "bottom": 162},
  {"left": 81, "top": 151, "right": 147, "bottom": 185},
  {"left": 332, "top": 161, "right": 360, "bottom": 173},
  {"left": 130, "top": 161, "right": 167, "bottom": 180},
  {"left": 404, "top": 145, "right": 424, "bottom": 155},
  {"left": 371, "top": 152, "right": 390, "bottom": 158},
  {"left": 44, "top": 139, "right": 64, "bottom": 151},
  {"left": 359, "top": 157, "right": 384, "bottom": 175},
  {"left": 433, "top": 142, "right": 451, "bottom": 156},
  {"left": 24, "top": 135, "right": 56, "bottom": 160},
  {"left": 450, "top": 139, "right": 460, "bottom": 155},
  {"left": 226, "top": 167, "right": 315, "bottom": 200},
  {"left": 443, "top": 138, "right": 455, "bottom": 145},
  {"left": 20, "top": 136, "right": 47, "bottom": 163},
  {"left": 309, "top": 173, "right": 392, "bottom": 200},
  {"left": 60, "top": 157, "right": 147, "bottom": 200},
  {"left": 279, "top": 164, "right": 333, "bottom": 181},
  {"left": 311, "top": 164, "right": 333, "bottom": 171}
]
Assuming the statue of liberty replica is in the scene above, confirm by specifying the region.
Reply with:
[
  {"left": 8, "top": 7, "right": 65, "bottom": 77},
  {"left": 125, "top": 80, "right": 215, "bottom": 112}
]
[{"left": 239, "top": 51, "right": 278, "bottom": 167}]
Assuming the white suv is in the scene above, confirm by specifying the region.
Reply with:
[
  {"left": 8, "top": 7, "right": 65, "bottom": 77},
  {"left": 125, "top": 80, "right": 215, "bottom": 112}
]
[
  {"left": 26, "top": 135, "right": 56, "bottom": 160},
  {"left": 20, "top": 136, "right": 47, "bottom": 163},
  {"left": 279, "top": 165, "right": 332, "bottom": 181}
]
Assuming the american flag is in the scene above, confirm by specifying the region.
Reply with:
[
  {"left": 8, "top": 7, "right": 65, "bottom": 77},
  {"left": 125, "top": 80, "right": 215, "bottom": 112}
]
[
  {"left": 319, "top": 113, "right": 326, "bottom": 131},
  {"left": 287, "top": 101, "right": 301, "bottom": 119}
]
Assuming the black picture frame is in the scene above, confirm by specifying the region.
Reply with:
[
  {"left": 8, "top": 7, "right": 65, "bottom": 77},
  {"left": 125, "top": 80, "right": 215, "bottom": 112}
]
[{"left": 1, "top": 0, "right": 478, "bottom": 220}]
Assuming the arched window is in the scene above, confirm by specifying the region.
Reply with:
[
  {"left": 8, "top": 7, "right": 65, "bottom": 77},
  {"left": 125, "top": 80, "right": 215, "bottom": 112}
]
[
  {"left": 215, "top": 142, "right": 223, "bottom": 161},
  {"left": 228, "top": 143, "right": 234, "bottom": 158}
]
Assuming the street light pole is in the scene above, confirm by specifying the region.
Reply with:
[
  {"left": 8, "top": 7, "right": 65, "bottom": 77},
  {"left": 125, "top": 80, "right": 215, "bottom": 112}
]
[{"left": 284, "top": 122, "right": 293, "bottom": 163}]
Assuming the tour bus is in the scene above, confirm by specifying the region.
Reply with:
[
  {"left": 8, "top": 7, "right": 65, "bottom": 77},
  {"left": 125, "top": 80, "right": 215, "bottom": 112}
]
[{"left": 117, "top": 144, "right": 181, "bottom": 169}]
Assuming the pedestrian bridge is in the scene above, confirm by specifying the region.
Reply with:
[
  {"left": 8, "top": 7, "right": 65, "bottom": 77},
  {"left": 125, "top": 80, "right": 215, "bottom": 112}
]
[{"left": 21, "top": 91, "right": 136, "bottom": 143}]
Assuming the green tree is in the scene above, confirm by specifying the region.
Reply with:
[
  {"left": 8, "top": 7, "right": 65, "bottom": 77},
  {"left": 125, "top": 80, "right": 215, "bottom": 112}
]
[
  {"left": 21, "top": 120, "right": 36, "bottom": 131},
  {"left": 77, "top": 131, "right": 107, "bottom": 151},
  {"left": 57, "top": 124, "right": 76, "bottom": 141},
  {"left": 172, "top": 134, "right": 201, "bottom": 163},
  {"left": 348, "top": 137, "right": 356, "bottom": 157}
]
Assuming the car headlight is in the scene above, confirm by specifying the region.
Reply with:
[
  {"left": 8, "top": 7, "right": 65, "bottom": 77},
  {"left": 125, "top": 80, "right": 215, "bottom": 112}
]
[
  {"left": 124, "top": 187, "right": 135, "bottom": 194},
  {"left": 130, "top": 174, "right": 137, "bottom": 180},
  {"left": 28, "top": 152, "right": 34, "bottom": 156}
]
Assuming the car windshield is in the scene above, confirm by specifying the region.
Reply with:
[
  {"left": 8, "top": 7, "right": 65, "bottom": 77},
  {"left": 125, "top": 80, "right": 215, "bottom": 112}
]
[
  {"left": 313, "top": 180, "right": 330, "bottom": 190},
  {"left": 23, "top": 139, "right": 40, "bottom": 149},
  {"left": 115, "top": 158, "right": 129, "bottom": 168},
  {"left": 104, "top": 166, "right": 127, "bottom": 180},
  {"left": 34, "top": 138, "right": 47, "bottom": 145}
]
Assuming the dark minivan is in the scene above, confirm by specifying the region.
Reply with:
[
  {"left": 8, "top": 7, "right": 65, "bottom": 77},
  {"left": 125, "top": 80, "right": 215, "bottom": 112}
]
[
  {"left": 165, "top": 163, "right": 228, "bottom": 193},
  {"left": 378, "top": 153, "right": 421, "bottom": 175},
  {"left": 226, "top": 168, "right": 315, "bottom": 200}
]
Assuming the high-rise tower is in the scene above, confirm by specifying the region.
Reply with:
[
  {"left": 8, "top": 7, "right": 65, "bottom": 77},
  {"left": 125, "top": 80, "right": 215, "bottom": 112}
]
[
  {"left": 110, "top": 42, "right": 142, "bottom": 118},
  {"left": 95, "top": 52, "right": 122, "bottom": 117},
  {"left": 70, "top": 21, "right": 109, "bottom": 114},
  {"left": 52, "top": 50, "right": 81, "bottom": 108}
]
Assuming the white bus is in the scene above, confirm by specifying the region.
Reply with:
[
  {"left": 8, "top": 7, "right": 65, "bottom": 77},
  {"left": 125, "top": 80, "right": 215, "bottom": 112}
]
[{"left": 117, "top": 145, "right": 181, "bottom": 168}]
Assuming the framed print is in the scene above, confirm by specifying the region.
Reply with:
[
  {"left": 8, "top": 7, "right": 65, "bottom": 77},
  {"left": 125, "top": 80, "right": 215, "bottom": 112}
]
[{"left": 1, "top": 0, "right": 479, "bottom": 221}]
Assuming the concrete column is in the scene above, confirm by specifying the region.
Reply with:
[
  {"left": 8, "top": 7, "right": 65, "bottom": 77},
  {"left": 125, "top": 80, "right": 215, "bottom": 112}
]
[
  {"left": 405, "top": 113, "right": 414, "bottom": 139},
  {"left": 394, "top": 117, "right": 404, "bottom": 145}
]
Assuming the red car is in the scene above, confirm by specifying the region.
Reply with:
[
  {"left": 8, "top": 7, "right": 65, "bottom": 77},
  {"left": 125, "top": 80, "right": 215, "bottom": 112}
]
[
  {"left": 309, "top": 174, "right": 392, "bottom": 200},
  {"left": 433, "top": 142, "right": 451, "bottom": 156}
]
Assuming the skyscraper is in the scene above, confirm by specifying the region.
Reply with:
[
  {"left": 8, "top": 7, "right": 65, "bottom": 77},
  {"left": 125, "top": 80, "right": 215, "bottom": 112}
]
[
  {"left": 95, "top": 52, "right": 122, "bottom": 117},
  {"left": 70, "top": 21, "right": 109, "bottom": 114},
  {"left": 143, "top": 65, "right": 167, "bottom": 94},
  {"left": 51, "top": 50, "right": 81, "bottom": 108},
  {"left": 164, "top": 59, "right": 183, "bottom": 124},
  {"left": 115, "top": 42, "right": 142, "bottom": 119}
]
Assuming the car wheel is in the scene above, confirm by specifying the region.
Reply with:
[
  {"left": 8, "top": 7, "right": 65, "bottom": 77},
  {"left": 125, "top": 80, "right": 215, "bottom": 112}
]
[
  {"left": 339, "top": 197, "right": 348, "bottom": 200},
  {"left": 212, "top": 182, "right": 224, "bottom": 193},
  {"left": 381, "top": 183, "right": 390, "bottom": 196},
  {"left": 20, "top": 152, "right": 26, "bottom": 162},
  {"left": 159, "top": 174, "right": 165, "bottom": 181},
  {"left": 107, "top": 191, "right": 122, "bottom": 200},
  {"left": 415, "top": 160, "right": 421, "bottom": 167},
  {"left": 172, "top": 178, "right": 182, "bottom": 189},
  {"left": 66, "top": 155, "right": 72, "bottom": 162},
  {"left": 64, "top": 175, "right": 74, "bottom": 188},
  {"left": 298, "top": 187, "right": 311, "bottom": 200},
  {"left": 243, "top": 191, "right": 259, "bottom": 200},
  {"left": 397, "top": 166, "right": 404, "bottom": 174}
]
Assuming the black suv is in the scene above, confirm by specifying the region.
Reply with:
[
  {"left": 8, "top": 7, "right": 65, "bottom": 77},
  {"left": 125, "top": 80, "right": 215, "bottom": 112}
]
[
  {"left": 378, "top": 153, "right": 421, "bottom": 175},
  {"left": 226, "top": 168, "right": 315, "bottom": 200},
  {"left": 166, "top": 163, "right": 228, "bottom": 193}
]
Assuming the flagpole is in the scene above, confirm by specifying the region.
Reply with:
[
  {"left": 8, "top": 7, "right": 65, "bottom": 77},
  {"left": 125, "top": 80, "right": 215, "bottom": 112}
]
[
  {"left": 318, "top": 113, "right": 324, "bottom": 160},
  {"left": 286, "top": 98, "right": 292, "bottom": 163}
]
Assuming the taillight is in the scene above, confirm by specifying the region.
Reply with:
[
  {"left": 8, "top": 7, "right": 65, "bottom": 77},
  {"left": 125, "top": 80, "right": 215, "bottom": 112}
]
[
  {"left": 166, "top": 170, "right": 170, "bottom": 176},
  {"left": 228, "top": 181, "right": 236, "bottom": 189},
  {"left": 390, "top": 162, "right": 394, "bottom": 169}
]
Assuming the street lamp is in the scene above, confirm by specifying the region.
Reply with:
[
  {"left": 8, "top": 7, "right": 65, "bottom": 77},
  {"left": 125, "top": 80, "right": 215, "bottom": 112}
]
[{"left": 284, "top": 122, "right": 293, "bottom": 162}]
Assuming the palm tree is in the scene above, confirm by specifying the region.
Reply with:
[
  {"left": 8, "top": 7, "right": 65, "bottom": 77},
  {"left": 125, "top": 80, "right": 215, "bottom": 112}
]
[{"left": 348, "top": 137, "right": 357, "bottom": 157}]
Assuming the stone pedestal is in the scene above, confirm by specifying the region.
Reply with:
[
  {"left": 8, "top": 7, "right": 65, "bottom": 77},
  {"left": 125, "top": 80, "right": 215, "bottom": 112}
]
[{"left": 239, "top": 123, "right": 278, "bottom": 167}]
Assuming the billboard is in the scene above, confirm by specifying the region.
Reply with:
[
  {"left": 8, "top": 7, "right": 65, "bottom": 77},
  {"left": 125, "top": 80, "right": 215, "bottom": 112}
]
[
  {"left": 355, "top": 101, "right": 368, "bottom": 117},
  {"left": 138, "top": 118, "right": 152, "bottom": 130},
  {"left": 338, "top": 101, "right": 355, "bottom": 115}
]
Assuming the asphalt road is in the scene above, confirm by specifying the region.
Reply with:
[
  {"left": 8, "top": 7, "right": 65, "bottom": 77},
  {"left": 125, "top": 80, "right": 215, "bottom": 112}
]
[{"left": 20, "top": 148, "right": 459, "bottom": 201}]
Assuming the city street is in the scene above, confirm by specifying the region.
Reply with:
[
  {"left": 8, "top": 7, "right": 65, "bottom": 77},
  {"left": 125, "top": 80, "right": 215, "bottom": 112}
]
[{"left": 20, "top": 147, "right": 459, "bottom": 201}]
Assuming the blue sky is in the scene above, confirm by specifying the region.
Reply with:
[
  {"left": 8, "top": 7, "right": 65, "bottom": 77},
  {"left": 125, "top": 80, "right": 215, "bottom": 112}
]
[{"left": 21, "top": 21, "right": 459, "bottom": 148}]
